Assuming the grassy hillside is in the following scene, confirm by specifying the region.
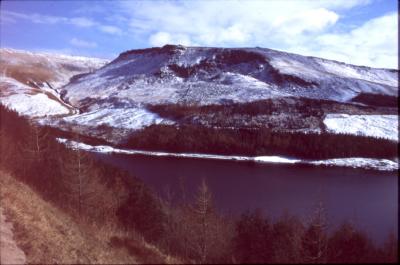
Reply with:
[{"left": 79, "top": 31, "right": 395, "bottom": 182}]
[{"left": 0, "top": 170, "right": 173, "bottom": 264}]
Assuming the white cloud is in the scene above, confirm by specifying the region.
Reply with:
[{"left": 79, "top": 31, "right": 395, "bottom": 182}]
[
  {"left": 69, "top": 17, "right": 96, "bottom": 27},
  {"left": 149, "top": 32, "right": 192, "bottom": 46},
  {"left": 1, "top": 0, "right": 395, "bottom": 68},
  {"left": 99, "top": 25, "right": 122, "bottom": 35},
  {"left": 119, "top": 0, "right": 360, "bottom": 47},
  {"left": 72, "top": 4, "right": 108, "bottom": 16},
  {"left": 149, "top": 32, "right": 172, "bottom": 46},
  {"left": 2, "top": 11, "right": 66, "bottom": 24},
  {"left": 1, "top": 10, "right": 122, "bottom": 36},
  {"left": 0, "top": 14, "right": 16, "bottom": 24},
  {"left": 292, "top": 12, "right": 398, "bottom": 69},
  {"left": 70, "top": 38, "right": 97, "bottom": 48},
  {"left": 117, "top": 0, "right": 396, "bottom": 68},
  {"left": 321, "top": 0, "right": 372, "bottom": 9},
  {"left": 273, "top": 8, "right": 339, "bottom": 36}
]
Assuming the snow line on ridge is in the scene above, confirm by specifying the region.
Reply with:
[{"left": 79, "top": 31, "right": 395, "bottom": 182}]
[{"left": 56, "top": 138, "right": 398, "bottom": 171}]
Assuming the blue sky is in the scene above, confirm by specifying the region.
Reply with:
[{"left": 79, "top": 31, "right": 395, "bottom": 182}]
[{"left": 0, "top": 0, "right": 397, "bottom": 68}]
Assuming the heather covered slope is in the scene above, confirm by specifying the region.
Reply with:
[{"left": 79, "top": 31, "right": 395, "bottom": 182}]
[
  {"left": 0, "top": 207, "right": 26, "bottom": 265},
  {"left": 0, "top": 169, "right": 178, "bottom": 264},
  {"left": 0, "top": 170, "right": 136, "bottom": 264}
]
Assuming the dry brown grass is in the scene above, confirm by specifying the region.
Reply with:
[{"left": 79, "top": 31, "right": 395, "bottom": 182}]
[
  {"left": 0, "top": 64, "right": 55, "bottom": 85},
  {"left": 0, "top": 170, "right": 177, "bottom": 264},
  {"left": 0, "top": 50, "right": 57, "bottom": 85}
]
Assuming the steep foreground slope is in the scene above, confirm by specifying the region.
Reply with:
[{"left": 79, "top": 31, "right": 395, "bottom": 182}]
[
  {"left": 0, "top": 207, "right": 26, "bottom": 264},
  {"left": 0, "top": 48, "right": 108, "bottom": 117},
  {"left": 0, "top": 170, "right": 174, "bottom": 264}
]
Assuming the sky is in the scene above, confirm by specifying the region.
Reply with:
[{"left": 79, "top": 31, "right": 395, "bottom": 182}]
[{"left": 0, "top": 0, "right": 397, "bottom": 68}]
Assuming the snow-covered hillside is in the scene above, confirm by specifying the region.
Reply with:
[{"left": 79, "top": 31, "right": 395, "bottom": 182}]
[
  {"left": 1, "top": 46, "right": 397, "bottom": 145},
  {"left": 323, "top": 114, "right": 398, "bottom": 142},
  {"left": 62, "top": 107, "right": 172, "bottom": 130},
  {"left": 63, "top": 45, "right": 397, "bottom": 106},
  {"left": 0, "top": 48, "right": 108, "bottom": 117},
  {"left": 60, "top": 44, "right": 397, "bottom": 130},
  {"left": 0, "top": 77, "right": 70, "bottom": 116},
  {"left": 1, "top": 46, "right": 397, "bottom": 170}
]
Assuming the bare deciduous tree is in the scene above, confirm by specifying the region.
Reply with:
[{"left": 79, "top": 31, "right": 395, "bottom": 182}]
[
  {"left": 20, "top": 123, "right": 49, "bottom": 161},
  {"left": 61, "top": 135, "right": 97, "bottom": 221},
  {"left": 302, "top": 201, "right": 329, "bottom": 264},
  {"left": 191, "top": 178, "right": 213, "bottom": 263}
]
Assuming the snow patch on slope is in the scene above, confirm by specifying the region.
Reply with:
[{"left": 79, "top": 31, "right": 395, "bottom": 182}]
[
  {"left": 1, "top": 48, "right": 108, "bottom": 90},
  {"left": 1, "top": 93, "right": 69, "bottom": 117},
  {"left": 62, "top": 107, "right": 172, "bottom": 130},
  {"left": 324, "top": 114, "right": 398, "bottom": 141},
  {"left": 0, "top": 48, "right": 108, "bottom": 118},
  {"left": 318, "top": 60, "right": 397, "bottom": 87},
  {"left": 0, "top": 76, "right": 70, "bottom": 117},
  {"left": 269, "top": 56, "right": 322, "bottom": 79}
]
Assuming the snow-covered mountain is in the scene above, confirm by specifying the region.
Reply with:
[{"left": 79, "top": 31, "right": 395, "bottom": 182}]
[
  {"left": 63, "top": 45, "right": 397, "bottom": 108},
  {"left": 0, "top": 48, "right": 108, "bottom": 117},
  {"left": 54, "top": 45, "right": 398, "bottom": 141},
  {"left": 0, "top": 46, "right": 397, "bottom": 143}
]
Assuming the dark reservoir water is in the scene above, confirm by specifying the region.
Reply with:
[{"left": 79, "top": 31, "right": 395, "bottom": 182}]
[{"left": 95, "top": 153, "right": 398, "bottom": 244}]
